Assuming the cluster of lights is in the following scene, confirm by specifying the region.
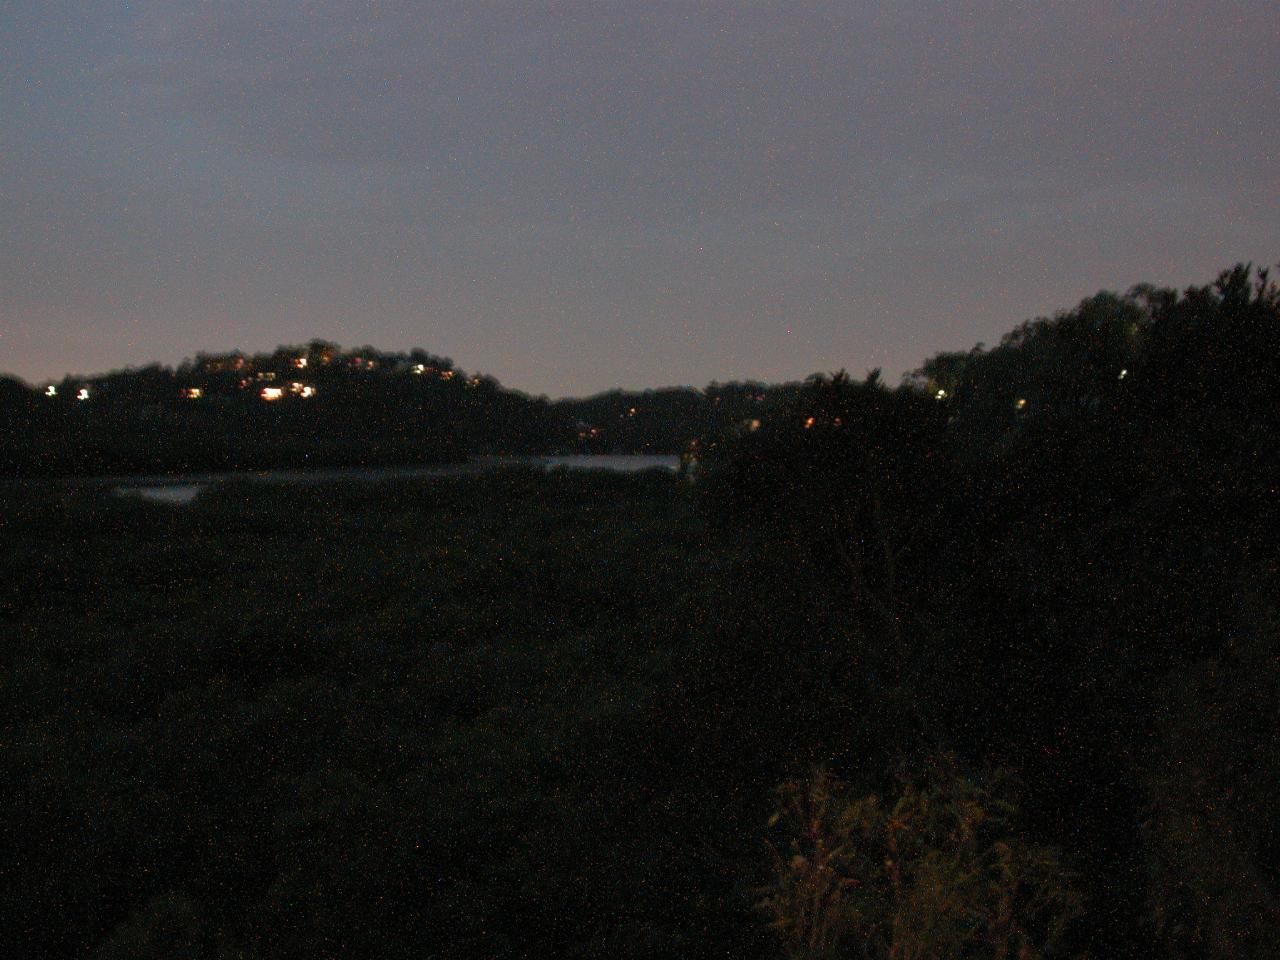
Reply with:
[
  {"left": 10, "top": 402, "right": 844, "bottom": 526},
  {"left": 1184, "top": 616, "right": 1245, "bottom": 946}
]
[
  {"left": 1015, "top": 398, "right": 1028, "bottom": 411},
  {"left": 183, "top": 387, "right": 203, "bottom": 400},
  {"left": 261, "top": 382, "right": 317, "bottom": 401},
  {"left": 44, "top": 384, "right": 92, "bottom": 400},
  {"left": 412, "top": 364, "right": 461, "bottom": 379},
  {"left": 935, "top": 388, "right": 948, "bottom": 400},
  {"left": 202, "top": 355, "right": 248, "bottom": 373}
]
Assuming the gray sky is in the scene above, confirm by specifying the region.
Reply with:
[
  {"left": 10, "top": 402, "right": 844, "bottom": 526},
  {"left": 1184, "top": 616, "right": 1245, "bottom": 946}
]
[{"left": 2, "top": 1, "right": 1276, "bottom": 396}]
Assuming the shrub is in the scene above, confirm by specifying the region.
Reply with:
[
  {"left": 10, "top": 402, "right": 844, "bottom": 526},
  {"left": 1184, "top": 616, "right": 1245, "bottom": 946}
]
[{"left": 759, "top": 754, "right": 1083, "bottom": 959}]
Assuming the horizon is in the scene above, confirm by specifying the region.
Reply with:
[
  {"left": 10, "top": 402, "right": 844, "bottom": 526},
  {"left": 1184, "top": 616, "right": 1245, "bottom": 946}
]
[
  {"left": 4, "top": 3, "right": 1276, "bottom": 396},
  {"left": 7, "top": 260, "right": 1272, "bottom": 401}
]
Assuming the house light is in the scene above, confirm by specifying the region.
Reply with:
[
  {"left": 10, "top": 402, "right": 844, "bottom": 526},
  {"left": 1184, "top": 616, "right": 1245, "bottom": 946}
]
[
  {"left": 299, "top": 385, "right": 316, "bottom": 399},
  {"left": 412, "top": 364, "right": 426, "bottom": 375},
  {"left": 45, "top": 385, "right": 57, "bottom": 397},
  {"left": 627, "top": 407, "right": 637, "bottom": 416},
  {"left": 183, "top": 387, "right": 203, "bottom": 399},
  {"left": 935, "top": 388, "right": 947, "bottom": 400},
  {"left": 803, "top": 416, "right": 816, "bottom": 429},
  {"left": 293, "top": 357, "right": 308, "bottom": 368},
  {"left": 76, "top": 387, "right": 91, "bottom": 401},
  {"left": 261, "top": 387, "right": 284, "bottom": 401},
  {"left": 747, "top": 418, "right": 761, "bottom": 432},
  {"left": 1118, "top": 368, "right": 1128, "bottom": 380}
]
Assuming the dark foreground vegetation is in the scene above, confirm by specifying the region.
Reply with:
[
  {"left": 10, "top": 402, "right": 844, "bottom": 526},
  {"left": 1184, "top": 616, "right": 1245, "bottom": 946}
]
[{"left": 2, "top": 265, "right": 1278, "bottom": 958}]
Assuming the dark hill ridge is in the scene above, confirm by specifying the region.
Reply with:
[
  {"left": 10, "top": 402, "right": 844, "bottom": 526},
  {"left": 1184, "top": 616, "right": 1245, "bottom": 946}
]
[
  {"left": 5, "top": 264, "right": 1278, "bottom": 478},
  {"left": 2, "top": 340, "right": 787, "bottom": 476}
]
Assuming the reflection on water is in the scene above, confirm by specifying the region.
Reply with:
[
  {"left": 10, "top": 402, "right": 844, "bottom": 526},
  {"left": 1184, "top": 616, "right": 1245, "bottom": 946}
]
[
  {"left": 109, "top": 454, "right": 679, "bottom": 505},
  {"left": 116, "top": 485, "right": 205, "bottom": 505},
  {"left": 538, "top": 455, "right": 679, "bottom": 473}
]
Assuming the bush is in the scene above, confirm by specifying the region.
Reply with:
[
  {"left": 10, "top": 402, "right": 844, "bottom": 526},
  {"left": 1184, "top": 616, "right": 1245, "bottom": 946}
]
[{"left": 759, "top": 754, "right": 1083, "bottom": 959}]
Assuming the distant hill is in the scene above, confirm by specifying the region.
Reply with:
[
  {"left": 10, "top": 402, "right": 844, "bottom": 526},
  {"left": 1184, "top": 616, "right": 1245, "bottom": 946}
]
[{"left": 1, "top": 341, "right": 791, "bottom": 476}]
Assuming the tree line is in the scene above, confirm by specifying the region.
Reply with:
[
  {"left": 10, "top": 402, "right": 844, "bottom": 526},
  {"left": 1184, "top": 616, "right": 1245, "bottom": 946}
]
[{"left": 2, "top": 264, "right": 1276, "bottom": 958}]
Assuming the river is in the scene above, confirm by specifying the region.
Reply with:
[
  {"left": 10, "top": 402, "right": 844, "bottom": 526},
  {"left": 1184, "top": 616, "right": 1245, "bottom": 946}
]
[{"left": 111, "top": 454, "right": 682, "bottom": 505}]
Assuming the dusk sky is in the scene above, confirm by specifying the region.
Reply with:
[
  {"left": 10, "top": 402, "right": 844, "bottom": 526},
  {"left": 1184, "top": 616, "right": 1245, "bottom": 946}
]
[{"left": 3, "top": 2, "right": 1276, "bottom": 397}]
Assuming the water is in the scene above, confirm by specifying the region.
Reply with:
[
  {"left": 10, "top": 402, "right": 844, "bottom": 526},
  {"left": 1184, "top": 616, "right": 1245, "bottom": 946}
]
[
  {"left": 538, "top": 454, "right": 680, "bottom": 473},
  {"left": 109, "top": 454, "right": 680, "bottom": 505},
  {"left": 116, "top": 485, "right": 205, "bottom": 505}
]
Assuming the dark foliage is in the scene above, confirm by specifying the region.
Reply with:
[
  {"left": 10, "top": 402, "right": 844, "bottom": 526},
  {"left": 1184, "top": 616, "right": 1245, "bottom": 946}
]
[
  {"left": 3, "top": 264, "right": 1276, "bottom": 957},
  {"left": 703, "top": 264, "right": 1280, "bottom": 958}
]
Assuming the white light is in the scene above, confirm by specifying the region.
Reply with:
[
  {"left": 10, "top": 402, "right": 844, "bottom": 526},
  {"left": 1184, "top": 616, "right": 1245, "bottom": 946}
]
[
  {"left": 412, "top": 364, "right": 425, "bottom": 375},
  {"left": 935, "top": 389, "right": 947, "bottom": 400},
  {"left": 261, "top": 387, "right": 284, "bottom": 401},
  {"left": 1118, "top": 368, "right": 1128, "bottom": 380},
  {"left": 300, "top": 385, "right": 316, "bottom": 399},
  {"left": 76, "top": 388, "right": 90, "bottom": 401},
  {"left": 45, "top": 385, "right": 57, "bottom": 397}
]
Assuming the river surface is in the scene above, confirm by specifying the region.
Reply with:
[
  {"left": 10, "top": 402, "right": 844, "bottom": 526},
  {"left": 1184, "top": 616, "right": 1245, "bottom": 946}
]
[{"left": 111, "top": 454, "right": 681, "bottom": 505}]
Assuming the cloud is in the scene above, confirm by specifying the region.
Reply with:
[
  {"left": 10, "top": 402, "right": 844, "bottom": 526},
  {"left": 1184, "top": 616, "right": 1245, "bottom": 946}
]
[{"left": 118, "top": 2, "right": 1276, "bottom": 195}]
